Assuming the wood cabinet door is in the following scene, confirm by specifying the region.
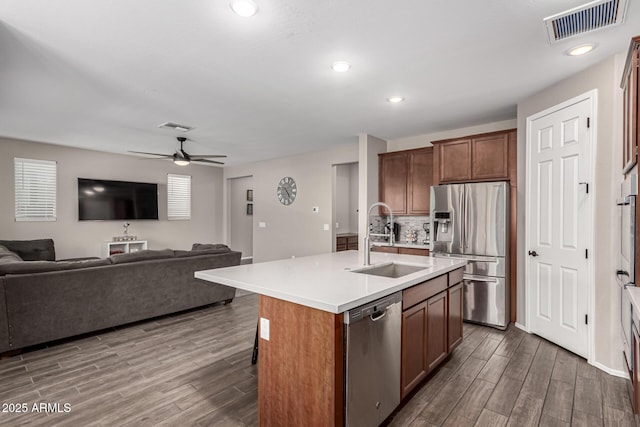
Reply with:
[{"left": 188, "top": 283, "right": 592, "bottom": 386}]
[
  {"left": 438, "top": 140, "right": 471, "bottom": 182},
  {"left": 371, "top": 245, "right": 399, "bottom": 254},
  {"left": 336, "top": 236, "right": 347, "bottom": 252},
  {"left": 623, "top": 42, "right": 639, "bottom": 174},
  {"left": 398, "top": 247, "right": 429, "bottom": 256},
  {"left": 407, "top": 148, "right": 433, "bottom": 214},
  {"left": 379, "top": 152, "right": 408, "bottom": 214},
  {"left": 634, "top": 323, "right": 640, "bottom": 413},
  {"left": 401, "top": 301, "right": 428, "bottom": 398},
  {"left": 471, "top": 134, "right": 509, "bottom": 180},
  {"left": 448, "top": 282, "right": 463, "bottom": 352},
  {"left": 426, "top": 290, "right": 448, "bottom": 372}
]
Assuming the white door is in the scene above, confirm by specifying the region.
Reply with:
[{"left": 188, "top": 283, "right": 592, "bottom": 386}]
[{"left": 527, "top": 95, "right": 592, "bottom": 358}]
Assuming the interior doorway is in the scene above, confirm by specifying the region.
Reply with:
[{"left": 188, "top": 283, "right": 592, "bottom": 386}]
[
  {"left": 332, "top": 162, "right": 359, "bottom": 251},
  {"left": 525, "top": 91, "right": 595, "bottom": 358},
  {"left": 228, "top": 175, "right": 254, "bottom": 264}
]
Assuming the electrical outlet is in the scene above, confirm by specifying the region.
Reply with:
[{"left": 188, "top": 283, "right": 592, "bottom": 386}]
[
  {"left": 260, "top": 317, "right": 270, "bottom": 341},
  {"left": 259, "top": 222, "right": 266, "bottom": 228}
]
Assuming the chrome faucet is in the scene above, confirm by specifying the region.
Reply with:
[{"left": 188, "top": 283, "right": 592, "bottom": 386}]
[{"left": 364, "top": 202, "right": 394, "bottom": 266}]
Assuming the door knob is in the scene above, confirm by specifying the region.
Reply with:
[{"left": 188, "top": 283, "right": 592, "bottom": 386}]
[{"left": 528, "top": 250, "right": 539, "bottom": 257}]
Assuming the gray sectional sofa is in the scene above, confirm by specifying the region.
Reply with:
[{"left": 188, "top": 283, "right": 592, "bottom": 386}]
[{"left": 0, "top": 239, "right": 241, "bottom": 354}]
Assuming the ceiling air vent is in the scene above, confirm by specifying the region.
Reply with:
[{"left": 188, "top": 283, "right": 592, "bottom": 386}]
[
  {"left": 543, "top": 0, "right": 629, "bottom": 44},
  {"left": 158, "top": 122, "right": 194, "bottom": 132}
]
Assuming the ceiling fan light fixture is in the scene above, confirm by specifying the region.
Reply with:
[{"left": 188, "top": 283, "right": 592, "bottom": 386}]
[
  {"left": 174, "top": 158, "right": 190, "bottom": 166},
  {"left": 230, "top": 0, "right": 258, "bottom": 17}
]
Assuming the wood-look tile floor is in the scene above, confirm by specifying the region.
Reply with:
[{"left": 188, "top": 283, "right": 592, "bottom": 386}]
[{"left": 0, "top": 293, "right": 636, "bottom": 426}]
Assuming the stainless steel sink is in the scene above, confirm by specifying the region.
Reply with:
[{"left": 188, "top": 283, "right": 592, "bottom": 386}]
[{"left": 351, "top": 262, "right": 429, "bottom": 278}]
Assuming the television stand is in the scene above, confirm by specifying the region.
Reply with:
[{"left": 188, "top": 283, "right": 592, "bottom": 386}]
[{"left": 102, "top": 240, "right": 148, "bottom": 257}]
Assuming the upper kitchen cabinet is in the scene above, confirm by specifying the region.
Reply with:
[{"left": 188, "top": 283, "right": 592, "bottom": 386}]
[
  {"left": 432, "top": 129, "right": 516, "bottom": 184},
  {"left": 379, "top": 147, "right": 434, "bottom": 215},
  {"left": 622, "top": 36, "right": 640, "bottom": 175}
]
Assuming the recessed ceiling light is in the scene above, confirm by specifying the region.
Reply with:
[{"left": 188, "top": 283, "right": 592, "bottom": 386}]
[
  {"left": 230, "top": 0, "right": 258, "bottom": 17},
  {"left": 566, "top": 44, "right": 595, "bottom": 56},
  {"left": 387, "top": 96, "right": 404, "bottom": 103},
  {"left": 331, "top": 61, "right": 351, "bottom": 73}
]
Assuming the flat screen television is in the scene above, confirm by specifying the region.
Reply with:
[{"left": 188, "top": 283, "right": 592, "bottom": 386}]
[{"left": 78, "top": 178, "right": 159, "bottom": 221}]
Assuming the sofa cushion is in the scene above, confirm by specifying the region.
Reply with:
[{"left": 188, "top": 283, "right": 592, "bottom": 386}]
[
  {"left": 0, "top": 239, "right": 55, "bottom": 261},
  {"left": 191, "top": 243, "right": 231, "bottom": 252},
  {"left": 175, "top": 248, "right": 233, "bottom": 258},
  {"left": 0, "top": 258, "right": 110, "bottom": 276},
  {"left": 0, "top": 245, "right": 23, "bottom": 263},
  {"left": 108, "top": 249, "right": 175, "bottom": 265}
]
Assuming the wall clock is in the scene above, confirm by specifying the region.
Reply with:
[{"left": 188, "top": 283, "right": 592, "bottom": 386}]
[{"left": 277, "top": 176, "right": 297, "bottom": 205}]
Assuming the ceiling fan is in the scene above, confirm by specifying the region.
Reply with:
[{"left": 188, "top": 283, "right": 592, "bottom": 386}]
[{"left": 129, "top": 137, "right": 227, "bottom": 166}]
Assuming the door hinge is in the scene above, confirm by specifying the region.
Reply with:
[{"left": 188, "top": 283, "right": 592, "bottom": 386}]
[
  {"left": 585, "top": 314, "right": 588, "bottom": 325},
  {"left": 585, "top": 249, "right": 588, "bottom": 259},
  {"left": 587, "top": 117, "right": 590, "bottom": 128}
]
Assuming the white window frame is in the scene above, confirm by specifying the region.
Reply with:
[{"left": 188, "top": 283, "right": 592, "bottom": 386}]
[
  {"left": 14, "top": 157, "right": 57, "bottom": 222},
  {"left": 167, "top": 174, "right": 191, "bottom": 220}
]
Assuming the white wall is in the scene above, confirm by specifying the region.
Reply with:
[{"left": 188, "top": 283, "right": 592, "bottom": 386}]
[
  {"left": 358, "top": 134, "right": 388, "bottom": 264},
  {"left": 387, "top": 119, "right": 517, "bottom": 152},
  {"left": 228, "top": 175, "right": 254, "bottom": 258},
  {"left": 516, "top": 54, "right": 623, "bottom": 373},
  {"left": 0, "top": 137, "right": 224, "bottom": 259},
  {"left": 334, "top": 164, "right": 352, "bottom": 233},
  {"left": 223, "top": 142, "right": 358, "bottom": 262},
  {"left": 349, "top": 163, "right": 359, "bottom": 232},
  {"left": 334, "top": 162, "right": 359, "bottom": 234}
]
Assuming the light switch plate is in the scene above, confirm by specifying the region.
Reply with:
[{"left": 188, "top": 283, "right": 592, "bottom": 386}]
[
  {"left": 323, "top": 224, "right": 329, "bottom": 231},
  {"left": 260, "top": 317, "right": 270, "bottom": 341},
  {"left": 259, "top": 222, "right": 266, "bottom": 228}
]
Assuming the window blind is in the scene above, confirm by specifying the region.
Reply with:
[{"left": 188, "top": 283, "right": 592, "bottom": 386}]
[
  {"left": 14, "top": 157, "right": 57, "bottom": 221},
  {"left": 167, "top": 174, "right": 191, "bottom": 220}
]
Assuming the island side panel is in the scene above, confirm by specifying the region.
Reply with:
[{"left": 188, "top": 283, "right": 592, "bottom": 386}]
[{"left": 258, "top": 295, "right": 344, "bottom": 427}]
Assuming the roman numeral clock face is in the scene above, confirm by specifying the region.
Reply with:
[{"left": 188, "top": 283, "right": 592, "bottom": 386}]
[{"left": 277, "top": 176, "right": 297, "bottom": 205}]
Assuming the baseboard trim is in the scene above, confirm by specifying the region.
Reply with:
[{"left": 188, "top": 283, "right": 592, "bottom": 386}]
[{"left": 591, "top": 360, "right": 629, "bottom": 379}]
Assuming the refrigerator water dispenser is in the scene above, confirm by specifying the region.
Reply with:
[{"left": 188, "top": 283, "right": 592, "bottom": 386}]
[{"left": 433, "top": 211, "right": 452, "bottom": 242}]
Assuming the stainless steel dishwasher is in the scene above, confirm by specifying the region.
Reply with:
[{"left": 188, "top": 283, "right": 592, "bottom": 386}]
[{"left": 344, "top": 291, "right": 402, "bottom": 427}]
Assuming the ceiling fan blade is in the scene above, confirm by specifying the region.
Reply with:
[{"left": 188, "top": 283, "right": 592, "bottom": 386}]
[
  {"left": 194, "top": 159, "right": 225, "bottom": 165},
  {"left": 129, "top": 151, "right": 173, "bottom": 158},
  {"left": 189, "top": 155, "right": 228, "bottom": 159}
]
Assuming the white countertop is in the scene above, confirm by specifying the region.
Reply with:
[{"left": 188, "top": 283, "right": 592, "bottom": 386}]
[{"left": 195, "top": 251, "right": 466, "bottom": 314}]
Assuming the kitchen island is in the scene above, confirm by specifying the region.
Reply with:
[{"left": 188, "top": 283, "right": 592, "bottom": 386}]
[{"left": 196, "top": 251, "right": 466, "bottom": 426}]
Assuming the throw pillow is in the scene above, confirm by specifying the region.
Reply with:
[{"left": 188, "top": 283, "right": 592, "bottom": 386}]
[
  {"left": 191, "top": 243, "right": 230, "bottom": 252},
  {"left": 0, "top": 239, "right": 56, "bottom": 261}
]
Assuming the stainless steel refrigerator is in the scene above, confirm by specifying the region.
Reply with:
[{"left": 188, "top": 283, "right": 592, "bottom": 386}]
[{"left": 430, "top": 181, "right": 509, "bottom": 329}]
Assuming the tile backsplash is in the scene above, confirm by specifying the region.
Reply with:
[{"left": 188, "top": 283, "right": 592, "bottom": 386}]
[{"left": 370, "top": 215, "right": 430, "bottom": 244}]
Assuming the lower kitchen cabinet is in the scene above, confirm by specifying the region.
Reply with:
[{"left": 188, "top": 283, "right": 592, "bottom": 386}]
[
  {"left": 448, "top": 282, "right": 463, "bottom": 351},
  {"left": 401, "top": 301, "right": 428, "bottom": 397},
  {"left": 372, "top": 245, "right": 399, "bottom": 254},
  {"left": 400, "top": 268, "right": 463, "bottom": 399},
  {"left": 634, "top": 323, "right": 640, "bottom": 413},
  {"left": 336, "top": 234, "right": 358, "bottom": 252},
  {"left": 372, "top": 246, "right": 429, "bottom": 256},
  {"left": 426, "top": 291, "right": 448, "bottom": 372}
]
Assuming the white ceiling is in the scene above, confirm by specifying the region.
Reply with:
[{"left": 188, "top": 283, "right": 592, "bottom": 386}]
[{"left": 0, "top": 0, "right": 638, "bottom": 167}]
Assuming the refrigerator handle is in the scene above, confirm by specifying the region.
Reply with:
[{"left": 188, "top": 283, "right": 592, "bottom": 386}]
[
  {"left": 462, "top": 185, "right": 467, "bottom": 251},
  {"left": 459, "top": 186, "right": 465, "bottom": 252}
]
